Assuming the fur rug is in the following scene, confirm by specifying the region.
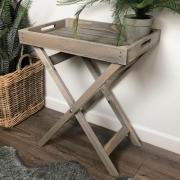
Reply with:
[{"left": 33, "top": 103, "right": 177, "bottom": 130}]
[
  {"left": 0, "top": 146, "right": 92, "bottom": 180},
  {"left": 0, "top": 146, "right": 135, "bottom": 180}
]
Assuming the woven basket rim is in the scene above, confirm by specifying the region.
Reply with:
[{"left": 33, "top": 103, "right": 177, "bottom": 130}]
[
  {"left": 0, "top": 54, "right": 44, "bottom": 128},
  {"left": 0, "top": 56, "right": 41, "bottom": 80}
]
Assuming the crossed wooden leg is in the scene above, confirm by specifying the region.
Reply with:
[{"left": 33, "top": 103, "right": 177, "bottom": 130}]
[
  {"left": 83, "top": 58, "right": 141, "bottom": 148},
  {"left": 34, "top": 47, "right": 141, "bottom": 177}
]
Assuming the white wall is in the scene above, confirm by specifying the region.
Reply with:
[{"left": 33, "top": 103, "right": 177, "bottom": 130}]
[{"left": 29, "top": 0, "right": 180, "bottom": 154}]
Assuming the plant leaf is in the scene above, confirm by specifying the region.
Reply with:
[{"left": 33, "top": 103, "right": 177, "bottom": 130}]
[
  {"left": 0, "top": 0, "right": 12, "bottom": 29},
  {"left": 57, "top": 0, "right": 83, "bottom": 5},
  {"left": 73, "top": 18, "right": 80, "bottom": 40},
  {"left": 137, "top": 0, "right": 155, "bottom": 9},
  {"left": 0, "top": 28, "right": 8, "bottom": 39},
  {"left": 73, "top": 0, "right": 99, "bottom": 39}
]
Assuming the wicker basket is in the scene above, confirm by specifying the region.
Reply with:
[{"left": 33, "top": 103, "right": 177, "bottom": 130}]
[{"left": 0, "top": 54, "right": 44, "bottom": 128}]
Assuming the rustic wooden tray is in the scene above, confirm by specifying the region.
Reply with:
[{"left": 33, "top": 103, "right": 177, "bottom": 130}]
[{"left": 19, "top": 18, "right": 161, "bottom": 65}]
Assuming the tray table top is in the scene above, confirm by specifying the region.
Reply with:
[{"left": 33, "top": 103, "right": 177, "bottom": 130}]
[{"left": 19, "top": 18, "right": 161, "bottom": 65}]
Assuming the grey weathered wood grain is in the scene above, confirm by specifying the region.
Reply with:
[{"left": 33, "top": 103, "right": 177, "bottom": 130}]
[
  {"left": 56, "top": 27, "right": 116, "bottom": 38},
  {"left": 19, "top": 19, "right": 160, "bottom": 65},
  {"left": 1, "top": 107, "right": 180, "bottom": 180},
  {"left": 28, "top": 51, "right": 73, "bottom": 65},
  {"left": 34, "top": 48, "right": 120, "bottom": 177},
  {"left": 49, "top": 52, "right": 74, "bottom": 65},
  {"left": 19, "top": 18, "right": 161, "bottom": 178},
  {"left": 104, "top": 127, "right": 129, "bottom": 155},
  {"left": 83, "top": 57, "right": 141, "bottom": 147},
  {"left": 65, "top": 18, "right": 117, "bottom": 33},
  {"left": 81, "top": 57, "right": 139, "bottom": 114},
  {"left": 134, "top": 152, "right": 180, "bottom": 180},
  {"left": 127, "top": 29, "right": 161, "bottom": 63},
  {"left": 76, "top": 111, "right": 119, "bottom": 177},
  {"left": 48, "top": 28, "right": 116, "bottom": 45},
  {"left": 28, "top": 19, "right": 66, "bottom": 33},
  {"left": 19, "top": 28, "right": 127, "bottom": 65},
  {"left": 35, "top": 48, "right": 122, "bottom": 146}
]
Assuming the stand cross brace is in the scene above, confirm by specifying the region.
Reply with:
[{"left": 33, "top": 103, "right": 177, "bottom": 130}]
[{"left": 34, "top": 47, "right": 141, "bottom": 177}]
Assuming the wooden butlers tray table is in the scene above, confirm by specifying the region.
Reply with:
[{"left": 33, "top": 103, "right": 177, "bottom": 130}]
[{"left": 19, "top": 18, "right": 161, "bottom": 177}]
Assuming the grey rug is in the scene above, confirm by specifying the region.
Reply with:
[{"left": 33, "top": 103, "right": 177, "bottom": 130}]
[
  {"left": 0, "top": 146, "right": 135, "bottom": 180},
  {"left": 0, "top": 146, "right": 93, "bottom": 180}
]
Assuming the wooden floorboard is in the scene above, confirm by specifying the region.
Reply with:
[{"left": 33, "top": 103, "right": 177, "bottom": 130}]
[
  {"left": 134, "top": 144, "right": 180, "bottom": 180},
  {"left": 0, "top": 107, "right": 180, "bottom": 180}
]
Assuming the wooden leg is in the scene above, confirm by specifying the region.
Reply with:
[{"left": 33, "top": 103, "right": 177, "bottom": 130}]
[
  {"left": 76, "top": 112, "right": 119, "bottom": 177},
  {"left": 34, "top": 47, "right": 141, "bottom": 177},
  {"left": 83, "top": 58, "right": 141, "bottom": 147},
  {"left": 104, "top": 127, "right": 129, "bottom": 155},
  {"left": 83, "top": 58, "right": 139, "bottom": 113},
  {"left": 83, "top": 58, "right": 139, "bottom": 112},
  {"left": 35, "top": 48, "right": 122, "bottom": 146},
  {"left": 34, "top": 47, "right": 121, "bottom": 177}
]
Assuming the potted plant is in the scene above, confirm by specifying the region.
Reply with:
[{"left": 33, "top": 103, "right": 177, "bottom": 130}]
[
  {"left": 0, "top": 0, "right": 31, "bottom": 76},
  {"left": 57, "top": 0, "right": 180, "bottom": 45}
]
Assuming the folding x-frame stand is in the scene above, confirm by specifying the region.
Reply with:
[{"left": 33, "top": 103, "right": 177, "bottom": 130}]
[{"left": 34, "top": 47, "right": 141, "bottom": 177}]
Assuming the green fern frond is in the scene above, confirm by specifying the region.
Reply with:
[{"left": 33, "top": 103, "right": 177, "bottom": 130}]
[
  {"left": 73, "top": 17, "right": 80, "bottom": 39},
  {"left": 57, "top": 0, "right": 83, "bottom": 5},
  {"left": 57, "top": 0, "right": 180, "bottom": 46},
  {"left": 112, "top": 0, "right": 130, "bottom": 22},
  {"left": 75, "top": 0, "right": 104, "bottom": 18},
  {"left": 115, "top": 18, "right": 124, "bottom": 46},
  {"left": 73, "top": 0, "right": 99, "bottom": 38},
  {"left": 113, "top": 5, "right": 129, "bottom": 46},
  {"left": 153, "top": 0, "right": 180, "bottom": 14}
]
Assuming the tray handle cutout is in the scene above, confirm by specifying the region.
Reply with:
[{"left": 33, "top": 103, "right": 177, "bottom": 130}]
[
  {"left": 41, "top": 24, "right": 55, "bottom": 32},
  {"left": 141, "top": 39, "right": 151, "bottom": 48}
]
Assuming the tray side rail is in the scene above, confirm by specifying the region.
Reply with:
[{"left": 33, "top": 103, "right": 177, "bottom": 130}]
[
  {"left": 19, "top": 28, "right": 128, "bottom": 65},
  {"left": 19, "top": 18, "right": 161, "bottom": 65},
  {"left": 28, "top": 19, "right": 66, "bottom": 33},
  {"left": 65, "top": 18, "right": 117, "bottom": 33},
  {"left": 127, "top": 29, "right": 161, "bottom": 63}
]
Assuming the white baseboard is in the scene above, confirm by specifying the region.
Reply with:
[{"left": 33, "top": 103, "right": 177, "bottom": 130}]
[
  {"left": 45, "top": 96, "right": 180, "bottom": 155},
  {"left": 131, "top": 124, "right": 180, "bottom": 154}
]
